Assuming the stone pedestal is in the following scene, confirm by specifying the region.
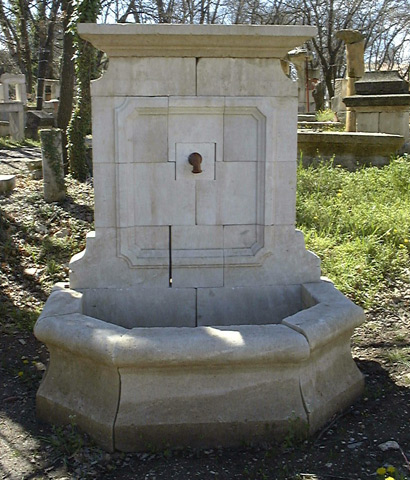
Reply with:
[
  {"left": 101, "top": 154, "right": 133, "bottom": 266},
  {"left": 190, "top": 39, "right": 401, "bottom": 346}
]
[{"left": 343, "top": 71, "right": 410, "bottom": 143}]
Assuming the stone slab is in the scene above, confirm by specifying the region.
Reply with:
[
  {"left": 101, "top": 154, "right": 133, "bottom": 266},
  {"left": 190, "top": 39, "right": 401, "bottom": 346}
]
[
  {"left": 81, "top": 287, "right": 196, "bottom": 328},
  {"left": 354, "top": 70, "right": 409, "bottom": 95},
  {"left": 197, "top": 58, "right": 296, "bottom": 96},
  {"left": 91, "top": 58, "right": 196, "bottom": 97},
  {"left": 78, "top": 24, "right": 317, "bottom": 59},
  {"left": 115, "top": 363, "right": 307, "bottom": 450},
  {"left": 298, "top": 131, "right": 404, "bottom": 169},
  {"left": 343, "top": 94, "right": 410, "bottom": 107},
  {"left": 196, "top": 285, "right": 303, "bottom": 326}
]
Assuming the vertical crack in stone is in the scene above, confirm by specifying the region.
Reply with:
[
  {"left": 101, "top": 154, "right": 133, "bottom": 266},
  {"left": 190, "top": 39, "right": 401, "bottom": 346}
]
[
  {"left": 169, "top": 225, "right": 173, "bottom": 287},
  {"left": 112, "top": 367, "right": 122, "bottom": 451},
  {"left": 299, "top": 377, "right": 311, "bottom": 429},
  {"left": 195, "top": 57, "right": 199, "bottom": 96}
]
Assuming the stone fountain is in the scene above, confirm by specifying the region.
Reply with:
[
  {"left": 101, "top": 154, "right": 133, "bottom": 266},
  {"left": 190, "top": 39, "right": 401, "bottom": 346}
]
[{"left": 34, "top": 24, "right": 364, "bottom": 452}]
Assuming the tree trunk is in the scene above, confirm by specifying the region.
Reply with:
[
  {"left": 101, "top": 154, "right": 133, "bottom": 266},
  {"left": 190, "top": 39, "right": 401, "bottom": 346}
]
[
  {"left": 17, "top": 0, "right": 33, "bottom": 93},
  {"left": 35, "top": 0, "right": 60, "bottom": 110},
  {"left": 57, "top": 0, "right": 75, "bottom": 171}
]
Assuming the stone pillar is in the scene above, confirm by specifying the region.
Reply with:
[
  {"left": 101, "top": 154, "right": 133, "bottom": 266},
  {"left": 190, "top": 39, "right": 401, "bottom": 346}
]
[
  {"left": 336, "top": 30, "right": 365, "bottom": 131},
  {"left": 2, "top": 81, "right": 10, "bottom": 101},
  {"left": 288, "top": 49, "right": 314, "bottom": 112},
  {"left": 16, "top": 83, "right": 27, "bottom": 104},
  {"left": 40, "top": 128, "right": 65, "bottom": 202},
  {"left": 7, "top": 103, "right": 25, "bottom": 141}
]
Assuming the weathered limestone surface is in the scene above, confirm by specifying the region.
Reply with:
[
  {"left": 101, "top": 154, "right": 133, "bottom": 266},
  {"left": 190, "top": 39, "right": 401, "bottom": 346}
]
[
  {"left": 298, "top": 131, "right": 404, "bottom": 169},
  {"left": 0, "top": 102, "right": 24, "bottom": 141},
  {"left": 343, "top": 71, "right": 410, "bottom": 142},
  {"left": 0, "top": 73, "right": 27, "bottom": 104},
  {"left": 35, "top": 24, "right": 364, "bottom": 452},
  {"left": 40, "top": 129, "right": 65, "bottom": 202},
  {"left": 0, "top": 174, "right": 16, "bottom": 194},
  {"left": 35, "top": 281, "right": 364, "bottom": 451},
  {"left": 336, "top": 29, "right": 365, "bottom": 132}
]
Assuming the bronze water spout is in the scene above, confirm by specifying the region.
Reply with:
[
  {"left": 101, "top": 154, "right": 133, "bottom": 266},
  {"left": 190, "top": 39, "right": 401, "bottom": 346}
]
[{"left": 188, "top": 152, "right": 202, "bottom": 174}]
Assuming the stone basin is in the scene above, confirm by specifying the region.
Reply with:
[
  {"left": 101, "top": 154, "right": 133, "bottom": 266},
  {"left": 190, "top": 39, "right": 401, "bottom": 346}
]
[{"left": 34, "top": 279, "right": 364, "bottom": 452}]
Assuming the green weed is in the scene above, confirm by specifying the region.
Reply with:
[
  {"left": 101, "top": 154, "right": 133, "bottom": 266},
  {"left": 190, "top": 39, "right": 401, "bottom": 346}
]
[
  {"left": 0, "top": 137, "right": 40, "bottom": 149},
  {"left": 384, "top": 348, "right": 410, "bottom": 367},
  {"left": 315, "top": 108, "right": 336, "bottom": 122}
]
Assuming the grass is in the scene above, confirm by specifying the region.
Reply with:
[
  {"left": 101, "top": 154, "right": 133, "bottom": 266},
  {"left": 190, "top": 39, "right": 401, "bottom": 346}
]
[
  {"left": 0, "top": 137, "right": 40, "bottom": 149},
  {"left": 296, "top": 155, "right": 410, "bottom": 307},
  {"left": 315, "top": 108, "right": 336, "bottom": 122}
]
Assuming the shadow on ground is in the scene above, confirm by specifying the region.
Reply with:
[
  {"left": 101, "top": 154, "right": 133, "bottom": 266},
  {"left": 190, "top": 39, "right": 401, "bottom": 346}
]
[{"left": 1, "top": 314, "right": 409, "bottom": 480}]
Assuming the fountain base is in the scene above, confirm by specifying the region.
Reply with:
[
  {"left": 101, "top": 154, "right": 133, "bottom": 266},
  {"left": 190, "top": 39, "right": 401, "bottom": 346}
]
[{"left": 35, "top": 279, "right": 364, "bottom": 452}]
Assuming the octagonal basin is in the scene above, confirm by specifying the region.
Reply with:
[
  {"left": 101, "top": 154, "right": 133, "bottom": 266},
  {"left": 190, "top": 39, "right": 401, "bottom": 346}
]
[{"left": 34, "top": 279, "right": 364, "bottom": 452}]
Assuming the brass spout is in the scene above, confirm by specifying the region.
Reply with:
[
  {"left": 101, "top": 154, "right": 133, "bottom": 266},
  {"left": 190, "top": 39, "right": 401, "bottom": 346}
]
[{"left": 188, "top": 152, "right": 202, "bottom": 174}]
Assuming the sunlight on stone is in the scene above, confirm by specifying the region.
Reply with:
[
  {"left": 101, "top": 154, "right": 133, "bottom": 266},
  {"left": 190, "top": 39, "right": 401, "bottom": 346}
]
[{"left": 204, "top": 327, "right": 245, "bottom": 347}]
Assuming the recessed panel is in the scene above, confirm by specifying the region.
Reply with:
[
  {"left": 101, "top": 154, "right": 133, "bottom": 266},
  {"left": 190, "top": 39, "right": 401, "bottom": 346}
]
[
  {"left": 224, "top": 114, "right": 258, "bottom": 162},
  {"left": 196, "top": 162, "right": 257, "bottom": 225},
  {"left": 133, "top": 163, "right": 195, "bottom": 226}
]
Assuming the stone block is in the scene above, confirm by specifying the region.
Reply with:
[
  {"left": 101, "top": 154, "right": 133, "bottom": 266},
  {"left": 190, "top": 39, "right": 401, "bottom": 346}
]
[
  {"left": 196, "top": 285, "right": 303, "bottom": 326},
  {"left": 172, "top": 225, "right": 223, "bottom": 250},
  {"left": 300, "top": 335, "right": 364, "bottom": 434},
  {"left": 91, "top": 97, "right": 116, "bottom": 164},
  {"left": 196, "top": 162, "right": 257, "bottom": 225},
  {"left": 93, "top": 163, "right": 116, "bottom": 228},
  {"left": 223, "top": 113, "right": 258, "bottom": 161},
  {"left": 171, "top": 264, "right": 224, "bottom": 289},
  {"left": 115, "top": 363, "right": 307, "bottom": 450},
  {"left": 117, "top": 163, "right": 196, "bottom": 226},
  {"left": 272, "top": 161, "right": 297, "bottom": 225},
  {"left": 117, "top": 226, "right": 169, "bottom": 267},
  {"left": 223, "top": 225, "right": 257, "bottom": 249},
  {"left": 115, "top": 97, "right": 168, "bottom": 164},
  {"left": 168, "top": 106, "right": 224, "bottom": 163},
  {"left": 78, "top": 24, "right": 317, "bottom": 59},
  {"left": 379, "top": 111, "right": 409, "bottom": 140},
  {"left": 197, "top": 58, "right": 296, "bottom": 97},
  {"left": 356, "top": 112, "right": 379, "bottom": 133},
  {"left": 36, "top": 345, "right": 119, "bottom": 452},
  {"left": 40, "top": 129, "right": 65, "bottom": 203},
  {"left": 355, "top": 70, "right": 409, "bottom": 95},
  {"left": 275, "top": 97, "right": 298, "bottom": 162},
  {"left": 82, "top": 287, "right": 196, "bottom": 328},
  {"left": 0, "top": 175, "right": 16, "bottom": 194},
  {"left": 224, "top": 227, "right": 321, "bottom": 286},
  {"left": 91, "top": 57, "right": 196, "bottom": 97},
  {"left": 112, "top": 322, "right": 310, "bottom": 450},
  {"left": 69, "top": 230, "right": 170, "bottom": 289}
]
